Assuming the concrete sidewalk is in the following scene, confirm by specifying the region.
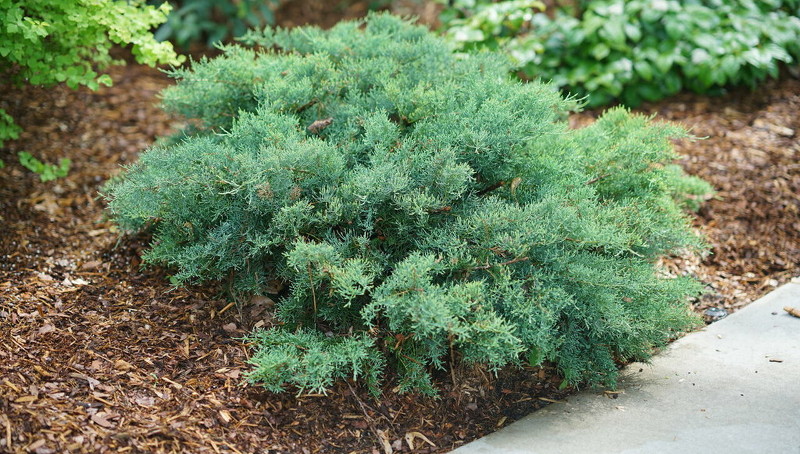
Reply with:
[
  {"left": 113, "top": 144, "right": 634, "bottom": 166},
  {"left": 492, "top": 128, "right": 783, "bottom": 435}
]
[{"left": 453, "top": 280, "right": 800, "bottom": 454}]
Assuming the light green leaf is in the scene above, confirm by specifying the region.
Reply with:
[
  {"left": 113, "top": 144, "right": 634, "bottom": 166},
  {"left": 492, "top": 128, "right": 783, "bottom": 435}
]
[
  {"left": 600, "top": 19, "right": 627, "bottom": 48},
  {"left": 98, "top": 74, "right": 113, "bottom": 87},
  {"left": 624, "top": 22, "right": 642, "bottom": 42},
  {"left": 634, "top": 60, "right": 654, "bottom": 80},
  {"left": 654, "top": 54, "right": 673, "bottom": 73},
  {"left": 451, "top": 26, "right": 485, "bottom": 43},
  {"left": 592, "top": 43, "right": 611, "bottom": 60}
]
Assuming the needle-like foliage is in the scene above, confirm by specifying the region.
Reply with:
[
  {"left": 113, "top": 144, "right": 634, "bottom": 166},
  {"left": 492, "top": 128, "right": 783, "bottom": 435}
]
[{"left": 104, "top": 13, "right": 710, "bottom": 395}]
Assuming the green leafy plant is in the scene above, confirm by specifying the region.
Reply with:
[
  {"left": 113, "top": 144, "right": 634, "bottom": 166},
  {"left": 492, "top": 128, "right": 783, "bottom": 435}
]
[
  {"left": 441, "top": 0, "right": 800, "bottom": 106},
  {"left": 152, "top": 0, "right": 280, "bottom": 48},
  {"left": 17, "top": 152, "right": 71, "bottom": 182},
  {"left": 104, "top": 14, "right": 709, "bottom": 395},
  {"left": 441, "top": 0, "right": 546, "bottom": 53},
  {"left": 0, "top": 108, "right": 21, "bottom": 151},
  {"left": 0, "top": 0, "right": 183, "bottom": 149}
]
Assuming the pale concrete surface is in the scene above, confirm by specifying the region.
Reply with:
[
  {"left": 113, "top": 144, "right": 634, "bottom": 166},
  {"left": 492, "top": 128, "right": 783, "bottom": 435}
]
[{"left": 453, "top": 280, "right": 800, "bottom": 454}]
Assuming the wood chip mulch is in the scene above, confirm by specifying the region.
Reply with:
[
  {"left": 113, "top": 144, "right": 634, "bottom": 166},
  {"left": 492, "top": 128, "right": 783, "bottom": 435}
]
[{"left": 1, "top": 55, "right": 798, "bottom": 453}]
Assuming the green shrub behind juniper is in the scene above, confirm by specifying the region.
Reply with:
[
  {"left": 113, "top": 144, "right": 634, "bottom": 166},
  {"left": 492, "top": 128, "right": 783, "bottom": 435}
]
[
  {"left": 104, "top": 13, "right": 708, "bottom": 395},
  {"left": 0, "top": 0, "right": 183, "bottom": 171}
]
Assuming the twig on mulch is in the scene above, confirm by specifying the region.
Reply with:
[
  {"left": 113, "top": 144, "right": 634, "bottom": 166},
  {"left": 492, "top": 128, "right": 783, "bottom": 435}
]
[{"left": 346, "top": 381, "right": 395, "bottom": 453}]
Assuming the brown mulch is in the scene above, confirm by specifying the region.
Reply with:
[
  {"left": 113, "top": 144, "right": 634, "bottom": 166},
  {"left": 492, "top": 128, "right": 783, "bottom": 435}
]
[
  {"left": 1, "top": 23, "right": 799, "bottom": 454},
  {"left": 656, "top": 85, "right": 799, "bottom": 308}
]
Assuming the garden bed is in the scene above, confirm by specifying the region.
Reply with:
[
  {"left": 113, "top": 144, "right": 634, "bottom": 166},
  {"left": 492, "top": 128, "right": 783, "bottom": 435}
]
[{"left": 1, "top": 32, "right": 798, "bottom": 454}]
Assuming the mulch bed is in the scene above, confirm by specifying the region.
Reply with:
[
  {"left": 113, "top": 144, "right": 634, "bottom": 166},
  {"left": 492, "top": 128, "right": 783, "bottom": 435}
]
[{"left": 1, "top": 23, "right": 798, "bottom": 454}]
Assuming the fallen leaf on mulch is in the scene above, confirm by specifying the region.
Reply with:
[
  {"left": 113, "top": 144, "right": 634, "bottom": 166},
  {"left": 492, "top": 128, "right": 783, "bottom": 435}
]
[
  {"left": 81, "top": 260, "right": 103, "bottom": 270},
  {"left": 222, "top": 323, "right": 237, "bottom": 333},
  {"left": 784, "top": 306, "right": 800, "bottom": 318},
  {"left": 91, "top": 412, "right": 116, "bottom": 429},
  {"left": 405, "top": 431, "right": 436, "bottom": 450},
  {"left": 134, "top": 395, "right": 156, "bottom": 407},
  {"left": 376, "top": 429, "right": 393, "bottom": 454},
  {"left": 114, "top": 359, "right": 133, "bottom": 371},
  {"left": 38, "top": 323, "right": 56, "bottom": 334}
]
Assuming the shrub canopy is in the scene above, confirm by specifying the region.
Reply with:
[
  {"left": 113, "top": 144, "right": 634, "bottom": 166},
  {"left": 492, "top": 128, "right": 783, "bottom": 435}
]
[{"left": 104, "top": 13, "right": 709, "bottom": 395}]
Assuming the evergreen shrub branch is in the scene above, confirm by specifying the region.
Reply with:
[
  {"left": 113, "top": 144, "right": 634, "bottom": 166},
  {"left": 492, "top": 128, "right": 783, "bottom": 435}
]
[{"left": 104, "top": 13, "right": 711, "bottom": 395}]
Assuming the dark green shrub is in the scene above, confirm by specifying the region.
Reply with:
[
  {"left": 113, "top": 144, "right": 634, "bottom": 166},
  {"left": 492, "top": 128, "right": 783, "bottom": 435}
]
[
  {"left": 151, "top": 0, "right": 280, "bottom": 48},
  {"left": 104, "top": 13, "right": 708, "bottom": 395},
  {"left": 441, "top": 0, "right": 800, "bottom": 106}
]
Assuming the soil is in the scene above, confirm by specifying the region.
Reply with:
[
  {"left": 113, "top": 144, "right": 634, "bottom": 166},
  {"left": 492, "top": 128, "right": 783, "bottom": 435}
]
[{"left": 1, "top": 7, "right": 799, "bottom": 454}]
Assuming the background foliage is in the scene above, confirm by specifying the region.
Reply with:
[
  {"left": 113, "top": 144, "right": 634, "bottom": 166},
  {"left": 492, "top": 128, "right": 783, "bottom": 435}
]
[
  {"left": 441, "top": 0, "right": 800, "bottom": 106},
  {"left": 150, "top": 0, "right": 280, "bottom": 48},
  {"left": 105, "top": 14, "right": 710, "bottom": 395},
  {"left": 17, "top": 151, "right": 71, "bottom": 182},
  {"left": 0, "top": 0, "right": 182, "bottom": 167}
]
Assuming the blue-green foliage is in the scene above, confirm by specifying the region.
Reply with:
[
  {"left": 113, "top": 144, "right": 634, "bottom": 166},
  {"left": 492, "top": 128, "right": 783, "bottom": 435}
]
[
  {"left": 104, "top": 14, "right": 708, "bottom": 395},
  {"left": 442, "top": 0, "right": 800, "bottom": 106},
  {"left": 247, "top": 329, "right": 383, "bottom": 395}
]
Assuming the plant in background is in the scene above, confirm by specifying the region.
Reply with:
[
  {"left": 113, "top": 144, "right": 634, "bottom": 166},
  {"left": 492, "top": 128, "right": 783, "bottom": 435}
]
[
  {"left": 104, "top": 14, "right": 710, "bottom": 396},
  {"left": 151, "top": 0, "right": 280, "bottom": 48},
  {"left": 441, "top": 0, "right": 800, "bottom": 107},
  {"left": 0, "top": 0, "right": 183, "bottom": 168},
  {"left": 18, "top": 152, "right": 71, "bottom": 182},
  {"left": 0, "top": 109, "right": 21, "bottom": 154},
  {"left": 441, "top": 0, "right": 546, "bottom": 55}
]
